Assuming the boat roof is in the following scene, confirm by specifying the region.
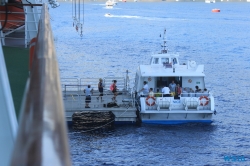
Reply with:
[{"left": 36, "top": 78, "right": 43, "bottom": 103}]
[
  {"left": 139, "top": 29, "right": 205, "bottom": 77},
  {"left": 151, "top": 52, "right": 179, "bottom": 58},
  {"left": 138, "top": 64, "right": 205, "bottom": 77}
]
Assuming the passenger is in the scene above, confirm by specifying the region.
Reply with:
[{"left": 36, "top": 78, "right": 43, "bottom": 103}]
[
  {"left": 195, "top": 86, "right": 199, "bottom": 92},
  {"left": 110, "top": 80, "right": 118, "bottom": 102},
  {"left": 176, "top": 84, "right": 182, "bottom": 96},
  {"left": 182, "top": 88, "right": 188, "bottom": 93},
  {"left": 97, "top": 78, "right": 104, "bottom": 101},
  {"left": 162, "top": 85, "right": 170, "bottom": 97},
  {"left": 195, "top": 86, "right": 201, "bottom": 93},
  {"left": 139, "top": 81, "right": 149, "bottom": 97},
  {"left": 189, "top": 88, "right": 195, "bottom": 97},
  {"left": 182, "top": 88, "right": 188, "bottom": 97},
  {"left": 203, "top": 88, "right": 209, "bottom": 96},
  {"left": 155, "top": 88, "right": 162, "bottom": 97},
  {"left": 169, "top": 80, "right": 176, "bottom": 96},
  {"left": 84, "top": 85, "right": 93, "bottom": 108},
  {"left": 148, "top": 88, "right": 154, "bottom": 97}
]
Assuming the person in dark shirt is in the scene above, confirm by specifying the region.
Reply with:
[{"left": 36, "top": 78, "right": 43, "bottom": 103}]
[{"left": 97, "top": 78, "right": 104, "bottom": 101}]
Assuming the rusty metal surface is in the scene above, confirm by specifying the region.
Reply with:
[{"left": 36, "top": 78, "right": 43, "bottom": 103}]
[{"left": 10, "top": 4, "right": 71, "bottom": 166}]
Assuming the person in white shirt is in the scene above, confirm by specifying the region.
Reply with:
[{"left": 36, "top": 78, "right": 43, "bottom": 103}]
[
  {"left": 84, "top": 85, "right": 93, "bottom": 108},
  {"left": 139, "top": 81, "right": 149, "bottom": 97},
  {"left": 162, "top": 85, "right": 170, "bottom": 97}
]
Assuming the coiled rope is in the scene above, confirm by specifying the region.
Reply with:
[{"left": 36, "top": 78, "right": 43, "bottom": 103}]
[{"left": 80, "top": 106, "right": 130, "bottom": 133}]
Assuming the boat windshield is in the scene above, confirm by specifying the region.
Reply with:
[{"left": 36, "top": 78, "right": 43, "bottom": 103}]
[
  {"left": 153, "top": 58, "right": 159, "bottom": 64},
  {"left": 162, "top": 58, "right": 169, "bottom": 64}
]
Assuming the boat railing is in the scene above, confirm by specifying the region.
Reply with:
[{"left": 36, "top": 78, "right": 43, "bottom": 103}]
[
  {"left": 181, "top": 92, "right": 209, "bottom": 97},
  {"left": 139, "top": 92, "right": 209, "bottom": 99},
  {"left": 63, "top": 89, "right": 136, "bottom": 110},
  {"left": 0, "top": 4, "right": 43, "bottom": 48},
  {"left": 10, "top": 4, "right": 71, "bottom": 166},
  {"left": 62, "top": 76, "right": 128, "bottom": 92},
  {"left": 61, "top": 78, "right": 79, "bottom": 91}
]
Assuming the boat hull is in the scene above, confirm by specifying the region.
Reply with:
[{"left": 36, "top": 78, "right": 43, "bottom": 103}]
[
  {"left": 140, "top": 112, "right": 213, "bottom": 125},
  {"left": 142, "top": 119, "right": 213, "bottom": 125}
]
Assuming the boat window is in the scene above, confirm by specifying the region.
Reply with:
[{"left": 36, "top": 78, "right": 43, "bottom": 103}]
[
  {"left": 150, "top": 57, "right": 153, "bottom": 64},
  {"left": 162, "top": 58, "right": 169, "bottom": 64},
  {"left": 153, "top": 58, "right": 159, "bottom": 64},
  {"left": 173, "top": 58, "right": 177, "bottom": 65}
]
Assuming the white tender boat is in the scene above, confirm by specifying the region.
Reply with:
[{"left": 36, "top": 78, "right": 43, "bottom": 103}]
[{"left": 133, "top": 29, "right": 216, "bottom": 124}]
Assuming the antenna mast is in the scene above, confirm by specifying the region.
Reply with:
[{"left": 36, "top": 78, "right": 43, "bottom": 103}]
[{"left": 161, "top": 29, "right": 167, "bottom": 53}]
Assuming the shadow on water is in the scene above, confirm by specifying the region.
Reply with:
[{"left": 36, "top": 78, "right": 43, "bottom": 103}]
[{"left": 68, "top": 122, "right": 218, "bottom": 139}]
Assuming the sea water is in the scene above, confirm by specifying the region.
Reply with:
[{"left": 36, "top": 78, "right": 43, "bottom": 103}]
[{"left": 49, "top": 2, "right": 250, "bottom": 165}]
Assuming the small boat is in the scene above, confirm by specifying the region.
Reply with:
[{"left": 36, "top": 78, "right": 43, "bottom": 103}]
[
  {"left": 105, "top": 0, "right": 117, "bottom": 7},
  {"left": 205, "top": 0, "right": 215, "bottom": 3},
  {"left": 133, "top": 29, "right": 216, "bottom": 124},
  {"left": 212, "top": 8, "right": 220, "bottom": 12},
  {"left": 104, "top": 13, "right": 112, "bottom": 17}
]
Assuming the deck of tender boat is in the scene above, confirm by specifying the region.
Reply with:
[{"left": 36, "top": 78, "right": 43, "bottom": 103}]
[{"left": 64, "top": 90, "right": 138, "bottom": 123}]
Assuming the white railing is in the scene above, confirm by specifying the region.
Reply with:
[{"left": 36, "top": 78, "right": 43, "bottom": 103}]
[
  {"left": 63, "top": 88, "right": 136, "bottom": 110},
  {"left": 10, "top": 5, "right": 71, "bottom": 166},
  {"left": 0, "top": 4, "right": 43, "bottom": 47}
]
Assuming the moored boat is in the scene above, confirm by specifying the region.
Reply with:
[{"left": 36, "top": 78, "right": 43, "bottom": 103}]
[
  {"left": 133, "top": 29, "right": 216, "bottom": 124},
  {"left": 212, "top": 8, "right": 220, "bottom": 12}
]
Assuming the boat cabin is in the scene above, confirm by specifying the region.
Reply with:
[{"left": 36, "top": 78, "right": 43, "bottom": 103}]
[
  {"left": 135, "top": 53, "right": 207, "bottom": 98},
  {"left": 150, "top": 54, "right": 179, "bottom": 67}
]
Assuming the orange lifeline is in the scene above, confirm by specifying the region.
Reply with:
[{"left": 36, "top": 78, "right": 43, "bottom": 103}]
[
  {"left": 29, "top": 38, "right": 37, "bottom": 70},
  {"left": 199, "top": 96, "right": 209, "bottom": 106},
  {"left": 146, "top": 96, "right": 156, "bottom": 106}
]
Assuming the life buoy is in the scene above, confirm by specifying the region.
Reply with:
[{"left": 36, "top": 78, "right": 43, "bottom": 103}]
[
  {"left": 146, "top": 96, "right": 156, "bottom": 106},
  {"left": 148, "top": 77, "right": 152, "bottom": 82},
  {"left": 29, "top": 37, "right": 37, "bottom": 70},
  {"left": 199, "top": 96, "right": 209, "bottom": 106},
  {"left": 188, "top": 79, "right": 192, "bottom": 83}
]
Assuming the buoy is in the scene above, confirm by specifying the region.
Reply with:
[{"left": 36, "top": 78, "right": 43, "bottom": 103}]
[{"left": 212, "top": 9, "right": 220, "bottom": 12}]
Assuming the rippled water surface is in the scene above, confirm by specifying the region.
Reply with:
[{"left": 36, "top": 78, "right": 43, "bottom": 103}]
[{"left": 50, "top": 2, "right": 250, "bottom": 165}]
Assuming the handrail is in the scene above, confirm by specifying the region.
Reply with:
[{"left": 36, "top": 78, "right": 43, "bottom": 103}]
[{"left": 10, "top": 4, "right": 71, "bottom": 166}]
